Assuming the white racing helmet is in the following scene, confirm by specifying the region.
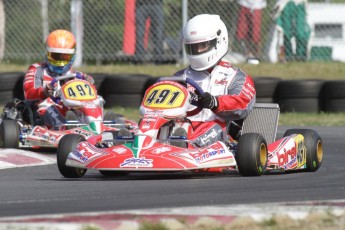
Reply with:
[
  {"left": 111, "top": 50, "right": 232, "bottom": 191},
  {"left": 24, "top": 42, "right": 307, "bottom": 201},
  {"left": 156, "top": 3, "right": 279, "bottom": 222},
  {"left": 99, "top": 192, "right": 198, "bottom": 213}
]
[{"left": 183, "top": 14, "right": 228, "bottom": 71}]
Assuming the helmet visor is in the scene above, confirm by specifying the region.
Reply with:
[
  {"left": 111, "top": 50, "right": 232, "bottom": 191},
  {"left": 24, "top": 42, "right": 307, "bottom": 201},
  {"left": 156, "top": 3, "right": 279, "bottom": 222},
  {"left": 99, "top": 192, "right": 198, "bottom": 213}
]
[
  {"left": 46, "top": 52, "right": 74, "bottom": 67},
  {"left": 185, "top": 38, "right": 217, "bottom": 55}
]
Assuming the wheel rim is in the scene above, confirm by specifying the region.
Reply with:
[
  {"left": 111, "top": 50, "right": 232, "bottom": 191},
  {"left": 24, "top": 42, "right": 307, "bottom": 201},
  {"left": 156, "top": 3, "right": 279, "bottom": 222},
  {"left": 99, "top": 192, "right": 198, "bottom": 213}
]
[
  {"left": 259, "top": 143, "right": 267, "bottom": 168},
  {"left": 77, "top": 168, "right": 86, "bottom": 176},
  {"left": 316, "top": 140, "right": 323, "bottom": 163}
]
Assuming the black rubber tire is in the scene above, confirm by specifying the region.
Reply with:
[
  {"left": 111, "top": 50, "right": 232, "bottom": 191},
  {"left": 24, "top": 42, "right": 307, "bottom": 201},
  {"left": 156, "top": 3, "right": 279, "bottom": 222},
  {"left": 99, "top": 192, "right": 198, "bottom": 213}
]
[
  {"left": 236, "top": 133, "right": 267, "bottom": 176},
  {"left": 0, "top": 72, "right": 25, "bottom": 91},
  {"left": 321, "top": 99, "right": 345, "bottom": 112},
  {"left": 0, "top": 91, "right": 15, "bottom": 105},
  {"left": 104, "top": 94, "right": 143, "bottom": 108},
  {"left": 320, "top": 80, "right": 345, "bottom": 99},
  {"left": 278, "top": 98, "right": 320, "bottom": 113},
  {"left": 142, "top": 77, "right": 159, "bottom": 96},
  {"left": 255, "top": 97, "right": 275, "bottom": 103},
  {"left": 88, "top": 73, "right": 108, "bottom": 91},
  {"left": 57, "top": 134, "right": 87, "bottom": 178},
  {"left": 253, "top": 77, "right": 281, "bottom": 98},
  {"left": 0, "top": 119, "right": 19, "bottom": 148},
  {"left": 277, "top": 80, "right": 325, "bottom": 99},
  {"left": 283, "top": 129, "right": 323, "bottom": 172},
  {"left": 102, "top": 74, "right": 152, "bottom": 94}
]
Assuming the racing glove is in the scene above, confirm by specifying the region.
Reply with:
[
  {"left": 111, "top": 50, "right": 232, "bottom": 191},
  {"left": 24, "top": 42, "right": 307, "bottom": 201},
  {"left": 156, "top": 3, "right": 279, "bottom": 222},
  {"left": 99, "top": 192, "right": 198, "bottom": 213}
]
[
  {"left": 76, "top": 72, "right": 95, "bottom": 84},
  {"left": 189, "top": 92, "right": 201, "bottom": 106},
  {"left": 200, "top": 92, "right": 218, "bottom": 110},
  {"left": 43, "top": 83, "right": 54, "bottom": 97},
  {"left": 189, "top": 92, "right": 218, "bottom": 110}
]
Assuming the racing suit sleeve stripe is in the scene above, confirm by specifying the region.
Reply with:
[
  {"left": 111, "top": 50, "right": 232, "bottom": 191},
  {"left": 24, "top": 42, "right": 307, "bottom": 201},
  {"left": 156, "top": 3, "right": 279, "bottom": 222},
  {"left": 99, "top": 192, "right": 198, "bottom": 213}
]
[
  {"left": 214, "top": 71, "right": 256, "bottom": 121},
  {"left": 23, "top": 65, "right": 46, "bottom": 100}
]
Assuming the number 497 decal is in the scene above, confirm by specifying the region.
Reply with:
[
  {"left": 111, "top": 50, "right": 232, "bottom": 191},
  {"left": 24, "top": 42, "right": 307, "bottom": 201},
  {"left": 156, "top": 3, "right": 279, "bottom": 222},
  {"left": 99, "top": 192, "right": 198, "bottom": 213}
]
[{"left": 143, "top": 84, "right": 186, "bottom": 109}]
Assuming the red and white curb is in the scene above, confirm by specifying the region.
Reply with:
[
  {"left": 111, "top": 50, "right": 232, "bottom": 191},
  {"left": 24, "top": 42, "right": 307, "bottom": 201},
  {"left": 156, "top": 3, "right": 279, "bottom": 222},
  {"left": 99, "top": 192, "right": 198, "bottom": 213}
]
[
  {"left": 0, "top": 200, "right": 344, "bottom": 230},
  {"left": 0, "top": 149, "right": 55, "bottom": 169}
]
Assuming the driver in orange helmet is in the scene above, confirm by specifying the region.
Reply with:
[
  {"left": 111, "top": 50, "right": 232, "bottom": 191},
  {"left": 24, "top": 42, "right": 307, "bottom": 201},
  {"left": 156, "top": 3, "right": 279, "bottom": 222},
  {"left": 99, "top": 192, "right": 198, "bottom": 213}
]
[{"left": 23, "top": 29, "right": 95, "bottom": 128}]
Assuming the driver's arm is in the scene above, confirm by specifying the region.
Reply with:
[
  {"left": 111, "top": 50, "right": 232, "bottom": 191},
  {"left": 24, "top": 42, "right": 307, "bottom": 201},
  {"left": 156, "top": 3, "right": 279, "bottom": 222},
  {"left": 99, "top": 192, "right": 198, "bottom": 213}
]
[
  {"left": 23, "top": 64, "right": 50, "bottom": 100},
  {"left": 214, "top": 71, "right": 256, "bottom": 121}
]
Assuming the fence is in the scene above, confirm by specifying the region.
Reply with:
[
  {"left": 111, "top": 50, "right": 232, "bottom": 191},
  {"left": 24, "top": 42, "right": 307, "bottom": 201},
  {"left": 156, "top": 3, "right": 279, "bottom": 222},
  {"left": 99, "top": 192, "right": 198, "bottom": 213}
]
[{"left": 0, "top": 0, "right": 344, "bottom": 66}]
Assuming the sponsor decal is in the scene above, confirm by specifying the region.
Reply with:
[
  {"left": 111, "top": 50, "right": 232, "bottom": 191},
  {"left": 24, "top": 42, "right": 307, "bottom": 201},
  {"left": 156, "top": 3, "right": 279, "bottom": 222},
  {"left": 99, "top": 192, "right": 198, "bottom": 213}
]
[
  {"left": 215, "top": 78, "right": 228, "bottom": 85},
  {"left": 197, "top": 128, "right": 221, "bottom": 146},
  {"left": 152, "top": 146, "right": 172, "bottom": 154},
  {"left": 72, "top": 149, "right": 89, "bottom": 162},
  {"left": 112, "top": 147, "right": 127, "bottom": 154},
  {"left": 274, "top": 135, "right": 306, "bottom": 169},
  {"left": 72, "top": 129, "right": 93, "bottom": 137},
  {"left": 29, "top": 128, "right": 62, "bottom": 144},
  {"left": 71, "top": 142, "right": 102, "bottom": 163},
  {"left": 120, "top": 157, "right": 153, "bottom": 168},
  {"left": 194, "top": 149, "right": 226, "bottom": 163}
]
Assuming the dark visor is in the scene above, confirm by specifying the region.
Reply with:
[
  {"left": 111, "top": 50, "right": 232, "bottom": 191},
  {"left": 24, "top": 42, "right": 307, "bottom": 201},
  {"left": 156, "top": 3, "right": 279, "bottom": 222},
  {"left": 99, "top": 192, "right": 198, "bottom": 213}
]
[{"left": 185, "top": 38, "right": 217, "bottom": 55}]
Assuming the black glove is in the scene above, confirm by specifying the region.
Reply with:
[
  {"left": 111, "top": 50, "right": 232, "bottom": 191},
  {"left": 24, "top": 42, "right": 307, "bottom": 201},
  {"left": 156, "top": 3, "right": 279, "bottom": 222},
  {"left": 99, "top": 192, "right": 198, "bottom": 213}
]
[
  {"left": 189, "top": 92, "right": 218, "bottom": 110},
  {"left": 189, "top": 92, "right": 201, "bottom": 106},
  {"left": 200, "top": 92, "right": 218, "bottom": 110}
]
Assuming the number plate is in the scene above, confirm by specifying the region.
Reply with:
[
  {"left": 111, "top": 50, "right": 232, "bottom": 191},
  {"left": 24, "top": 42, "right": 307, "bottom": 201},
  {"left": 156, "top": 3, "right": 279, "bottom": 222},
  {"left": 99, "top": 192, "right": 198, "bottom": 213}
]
[
  {"left": 62, "top": 80, "right": 97, "bottom": 101},
  {"left": 143, "top": 82, "right": 188, "bottom": 109}
]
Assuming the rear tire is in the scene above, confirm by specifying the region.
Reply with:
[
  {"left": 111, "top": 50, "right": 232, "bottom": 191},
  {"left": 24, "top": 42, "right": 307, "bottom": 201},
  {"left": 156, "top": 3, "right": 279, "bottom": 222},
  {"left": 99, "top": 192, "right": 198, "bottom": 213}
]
[
  {"left": 283, "top": 129, "right": 323, "bottom": 172},
  {"left": 0, "top": 120, "right": 19, "bottom": 148},
  {"left": 236, "top": 133, "right": 267, "bottom": 176},
  {"left": 57, "top": 134, "right": 87, "bottom": 178}
]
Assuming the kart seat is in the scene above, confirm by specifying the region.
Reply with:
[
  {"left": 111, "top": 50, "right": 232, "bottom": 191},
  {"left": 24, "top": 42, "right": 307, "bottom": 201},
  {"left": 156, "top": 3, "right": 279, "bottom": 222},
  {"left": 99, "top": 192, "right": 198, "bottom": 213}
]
[{"left": 240, "top": 103, "right": 280, "bottom": 144}]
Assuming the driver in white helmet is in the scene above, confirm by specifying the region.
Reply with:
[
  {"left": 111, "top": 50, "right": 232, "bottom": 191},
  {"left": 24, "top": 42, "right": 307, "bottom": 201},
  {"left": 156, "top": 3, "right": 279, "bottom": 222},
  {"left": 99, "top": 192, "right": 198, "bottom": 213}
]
[{"left": 173, "top": 14, "right": 256, "bottom": 146}]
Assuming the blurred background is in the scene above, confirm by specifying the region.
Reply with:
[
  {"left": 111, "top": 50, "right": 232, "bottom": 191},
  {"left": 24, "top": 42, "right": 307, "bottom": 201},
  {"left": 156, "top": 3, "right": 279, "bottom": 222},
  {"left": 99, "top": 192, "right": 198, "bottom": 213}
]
[{"left": 0, "top": 0, "right": 344, "bottom": 66}]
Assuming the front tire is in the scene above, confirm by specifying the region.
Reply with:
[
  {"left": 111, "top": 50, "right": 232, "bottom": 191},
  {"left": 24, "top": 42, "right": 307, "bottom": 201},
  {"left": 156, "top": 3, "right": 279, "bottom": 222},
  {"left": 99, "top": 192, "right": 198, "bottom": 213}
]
[
  {"left": 283, "top": 129, "right": 323, "bottom": 172},
  {"left": 0, "top": 119, "right": 19, "bottom": 148},
  {"left": 236, "top": 133, "right": 268, "bottom": 176},
  {"left": 57, "top": 134, "right": 87, "bottom": 178}
]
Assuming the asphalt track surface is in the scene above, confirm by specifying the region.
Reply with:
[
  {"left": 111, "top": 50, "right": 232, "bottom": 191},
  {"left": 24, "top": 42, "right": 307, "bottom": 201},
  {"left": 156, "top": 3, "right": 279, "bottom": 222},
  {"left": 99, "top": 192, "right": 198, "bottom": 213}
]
[{"left": 0, "top": 126, "right": 344, "bottom": 218}]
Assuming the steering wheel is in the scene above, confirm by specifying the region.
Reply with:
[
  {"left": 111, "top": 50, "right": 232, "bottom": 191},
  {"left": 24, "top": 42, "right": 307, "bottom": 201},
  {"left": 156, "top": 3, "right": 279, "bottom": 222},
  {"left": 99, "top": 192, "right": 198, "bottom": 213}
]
[
  {"left": 49, "top": 73, "right": 78, "bottom": 103},
  {"left": 158, "top": 76, "right": 205, "bottom": 116}
]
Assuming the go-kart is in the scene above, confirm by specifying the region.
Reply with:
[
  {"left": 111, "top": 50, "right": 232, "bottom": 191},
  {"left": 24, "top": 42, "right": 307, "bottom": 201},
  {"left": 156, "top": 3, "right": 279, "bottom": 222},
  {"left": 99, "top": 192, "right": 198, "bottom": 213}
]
[
  {"left": 56, "top": 77, "right": 323, "bottom": 178},
  {"left": 0, "top": 74, "right": 138, "bottom": 149}
]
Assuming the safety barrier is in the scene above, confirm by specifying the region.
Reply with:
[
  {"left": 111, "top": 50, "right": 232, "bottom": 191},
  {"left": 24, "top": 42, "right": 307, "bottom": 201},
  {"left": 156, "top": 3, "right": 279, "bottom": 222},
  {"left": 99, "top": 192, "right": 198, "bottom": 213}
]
[{"left": 1, "top": 72, "right": 344, "bottom": 112}]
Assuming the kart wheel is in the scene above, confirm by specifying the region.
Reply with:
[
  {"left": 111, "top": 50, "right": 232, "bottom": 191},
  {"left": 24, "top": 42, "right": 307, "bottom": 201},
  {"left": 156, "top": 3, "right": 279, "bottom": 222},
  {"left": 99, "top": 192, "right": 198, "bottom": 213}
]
[
  {"left": 0, "top": 119, "right": 19, "bottom": 148},
  {"left": 283, "top": 129, "right": 323, "bottom": 172},
  {"left": 236, "top": 133, "right": 267, "bottom": 176},
  {"left": 57, "top": 134, "right": 87, "bottom": 178},
  {"left": 99, "top": 170, "right": 128, "bottom": 177}
]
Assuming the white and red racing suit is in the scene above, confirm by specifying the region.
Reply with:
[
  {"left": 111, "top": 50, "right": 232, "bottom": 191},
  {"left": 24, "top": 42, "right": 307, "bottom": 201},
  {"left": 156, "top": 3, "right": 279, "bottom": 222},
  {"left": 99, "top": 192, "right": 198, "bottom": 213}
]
[
  {"left": 174, "top": 59, "right": 256, "bottom": 144},
  {"left": 23, "top": 63, "right": 93, "bottom": 128}
]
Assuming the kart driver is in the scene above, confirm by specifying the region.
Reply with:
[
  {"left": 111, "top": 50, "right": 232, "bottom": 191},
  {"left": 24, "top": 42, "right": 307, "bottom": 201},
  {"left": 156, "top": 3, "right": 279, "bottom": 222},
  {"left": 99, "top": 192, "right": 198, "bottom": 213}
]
[
  {"left": 173, "top": 14, "right": 256, "bottom": 147},
  {"left": 23, "top": 29, "right": 95, "bottom": 128}
]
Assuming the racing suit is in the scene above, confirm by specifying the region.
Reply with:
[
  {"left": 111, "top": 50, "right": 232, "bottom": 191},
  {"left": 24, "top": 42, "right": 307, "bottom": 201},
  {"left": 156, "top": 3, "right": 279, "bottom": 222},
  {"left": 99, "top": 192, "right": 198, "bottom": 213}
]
[
  {"left": 23, "top": 63, "right": 94, "bottom": 128},
  {"left": 174, "top": 59, "right": 256, "bottom": 146}
]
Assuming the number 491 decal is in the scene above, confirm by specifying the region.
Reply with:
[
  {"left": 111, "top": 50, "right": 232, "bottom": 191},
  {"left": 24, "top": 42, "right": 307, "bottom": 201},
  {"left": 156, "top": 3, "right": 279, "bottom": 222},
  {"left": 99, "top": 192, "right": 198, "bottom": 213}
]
[{"left": 143, "top": 84, "right": 186, "bottom": 109}]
